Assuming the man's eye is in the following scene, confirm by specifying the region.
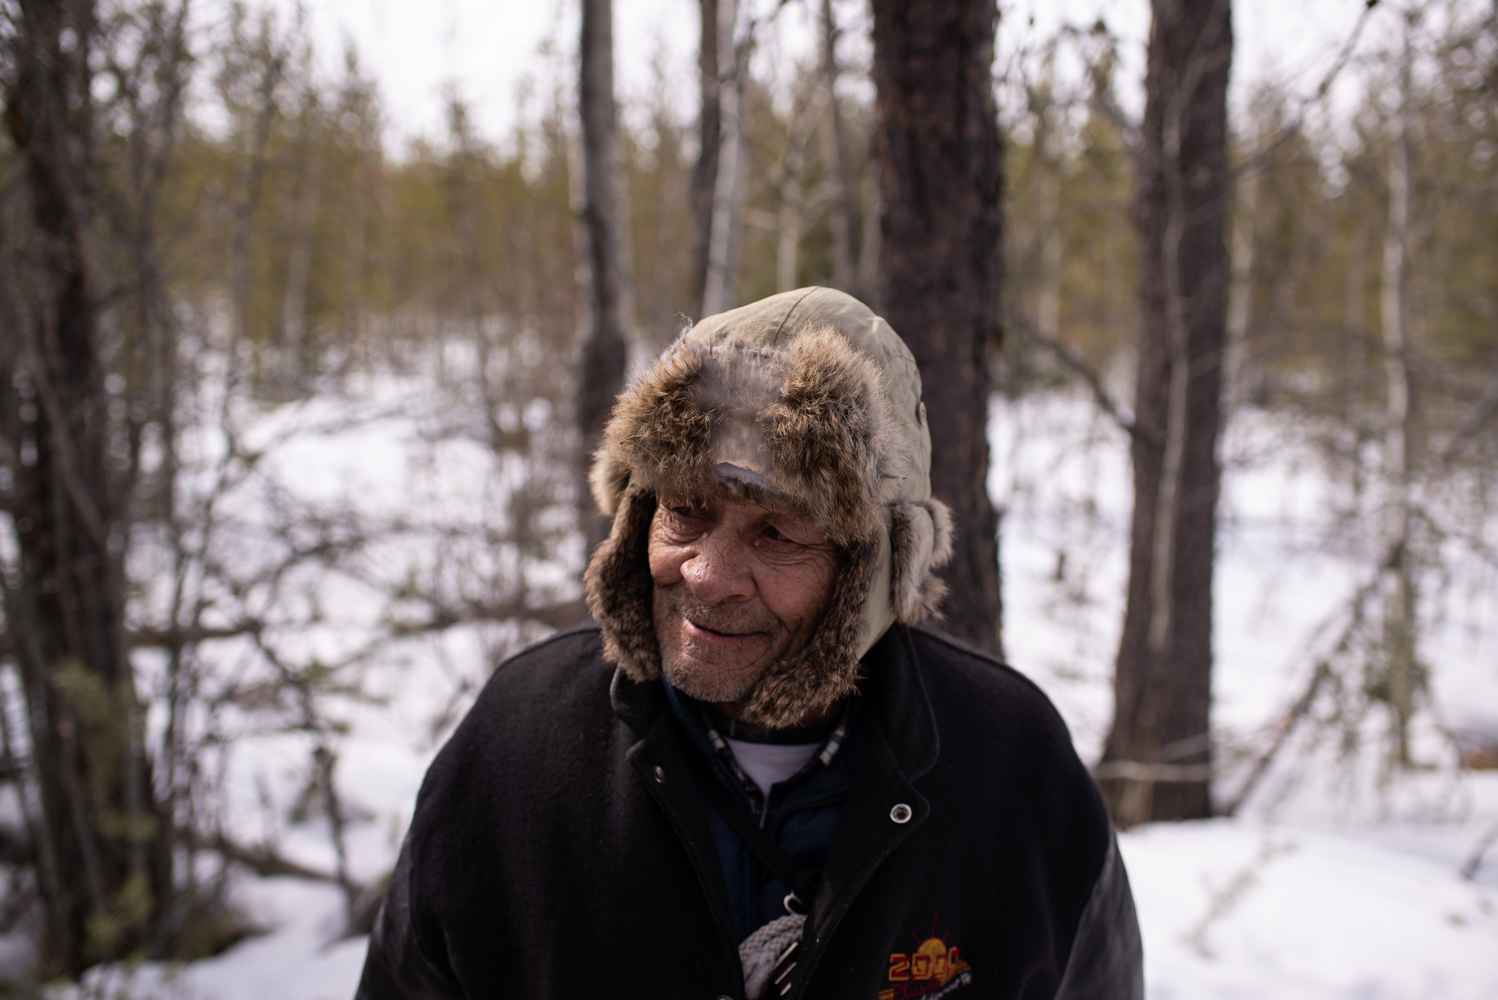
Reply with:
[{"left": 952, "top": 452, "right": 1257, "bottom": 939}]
[
  {"left": 762, "top": 524, "right": 788, "bottom": 542},
  {"left": 671, "top": 505, "right": 698, "bottom": 519}
]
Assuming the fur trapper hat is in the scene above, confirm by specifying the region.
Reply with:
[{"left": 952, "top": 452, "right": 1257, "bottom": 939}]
[{"left": 583, "top": 287, "right": 953, "bottom": 728}]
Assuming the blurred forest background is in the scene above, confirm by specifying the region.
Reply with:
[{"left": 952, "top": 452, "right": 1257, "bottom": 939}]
[{"left": 0, "top": 0, "right": 1496, "bottom": 987}]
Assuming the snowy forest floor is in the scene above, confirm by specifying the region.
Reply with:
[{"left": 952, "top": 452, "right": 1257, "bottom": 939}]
[{"left": 42, "top": 372, "right": 1498, "bottom": 999}]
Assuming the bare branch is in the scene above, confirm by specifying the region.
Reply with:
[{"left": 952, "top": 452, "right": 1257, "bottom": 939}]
[
  {"left": 1009, "top": 310, "right": 1154, "bottom": 446},
  {"left": 386, "top": 599, "right": 588, "bottom": 638},
  {"left": 181, "top": 826, "right": 356, "bottom": 889},
  {"left": 1091, "top": 760, "right": 1215, "bottom": 783},
  {"left": 127, "top": 622, "right": 264, "bottom": 649},
  {"left": 1221, "top": 551, "right": 1392, "bottom": 817},
  {"left": 1231, "top": 2, "right": 1379, "bottom": 178},
  {"left": 1461, "top": 820, "right": 1498, "bottom": 881},
  {"left": 1431, "top": 370, "right": 1498, "bottom": 470}
]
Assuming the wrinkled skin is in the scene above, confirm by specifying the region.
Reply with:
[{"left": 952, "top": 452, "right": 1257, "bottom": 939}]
[{"left": 649, "top": 493, "right": 841, "bottom": 722}]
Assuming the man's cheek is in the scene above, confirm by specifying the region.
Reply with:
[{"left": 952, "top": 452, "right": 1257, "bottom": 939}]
[{"left": 648, "top": 547, "right": 687, "bottom": 586}]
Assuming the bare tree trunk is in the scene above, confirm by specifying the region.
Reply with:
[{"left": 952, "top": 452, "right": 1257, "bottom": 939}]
[
  {"left": 341, "top": 159, "right": 369, "bottom": 353},
  {"left": 776, "top": 161, "right": 804, "bottom": 293},
  {"left": 771, "top": 74, "right": 825, "bottom": 294},
  {"left": 690, "top": 0, "right": 722, "bottom": 318},
  {"left": 118, "top": 4, "right": 192, "bottom": 956},
  {"left": 1032, "top": 96, "right": 1064, "bottom": 343},
  {"left": 281, "top": 93, "right": 323, "bottom": 379},
  {"left": 775, "top": 91, "right": 816, "bottom": 293},
  {"left": 1099, "top": 0, "right": 1232, "bottom": 827},
  {"left": 446, "top": 98, "right": 485, "bottom": 360},
  {"left": 1344, "top": 220, "right": 1368, "bottom": 334},
  {"left": 819, "top": 0, "right": 861, "bottom": 298},
  {"left": 871, "top": 0, "right": 1005, "bottom": 656},
  {"left": 1379, "top": 11, "right": 1419, "bottom": 767},
  {"left": 857, "top": 159, "right": 880, "bottom": 303},
  {"left": 229, "top": 32, "right": 287, "bottom": 351},
  {"left": 1223, "top": 163, "right": 1260, "bottom": 416},
  {"left": 701, "top": 0, "right": 745, "bottom": 316},
  {"left": 336, "top": 54, "right": 377, "bottom": 360},
  {"left": 576, "top": 0, "right": 629, "bottom": 550},
  {"left": 1, "top": 0, "right": 173, "bottom": 973}
]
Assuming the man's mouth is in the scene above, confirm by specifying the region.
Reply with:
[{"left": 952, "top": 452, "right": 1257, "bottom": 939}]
[
  {"left": 683, "top": 617, "right": 763, "bottom": 642},
  {"left": 662, "top": 585, "right": 777, "bottom": 645}
]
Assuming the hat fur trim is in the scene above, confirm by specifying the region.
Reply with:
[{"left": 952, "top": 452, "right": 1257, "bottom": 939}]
[
  {"left": 890, "top": 499, "right": 954, "bottom": 621},
  {"left": 591, "top": 326, "right": 894, "bottom": 549},
  {"left": 584, "top": 487, "right": 661, "bottom": 682}
]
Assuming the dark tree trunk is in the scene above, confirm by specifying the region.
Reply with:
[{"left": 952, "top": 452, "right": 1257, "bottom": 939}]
[
  {"left": 1099, "top": 0, "right": 1233, "bottom": 827},
  {"left": 870, "top": 0, "right": 1004, "bottom": 656},
  {"left": 819, "top": 0, "right": 862, "bottom": 299},
  {"left": 690, "top": 0, "right": 722, "bottom": 318},
  {"left": 2, "top": 0, "right": 172, "bottom": 974},
  {"left": 576, "top": 0, "right": 629, "bottom": 551}
]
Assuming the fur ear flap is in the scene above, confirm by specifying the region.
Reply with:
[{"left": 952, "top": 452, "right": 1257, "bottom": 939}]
[
  {"left": 889, "top": 502, "right": 932, "bottom": 621},
  {"left": 589, "top": 447, "right": 631, "bottom": 517},
  {"left": 927, "top": 497, "right": 954, "bottom": 569},
  {"left": 736, "top": 534, "right": 875, "bottom": 728},
  {"left": 889, "top": 498, "right": 955, "bottom": 622},
  {"left": 583, "top": 489, "right": 661, "bottom": 682}
]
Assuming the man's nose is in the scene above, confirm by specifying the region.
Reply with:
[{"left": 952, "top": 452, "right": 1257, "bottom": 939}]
[{"left": 681, "top": 527, "right": 756, "bottom": 605}]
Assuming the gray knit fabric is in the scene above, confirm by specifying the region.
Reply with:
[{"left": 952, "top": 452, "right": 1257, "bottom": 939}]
[{"left": 739, "top": 913, "right": 804, "bottom": 998}]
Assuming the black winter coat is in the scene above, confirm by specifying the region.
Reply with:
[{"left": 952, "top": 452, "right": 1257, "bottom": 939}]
[{"left": 355, "top": 623, "right": 1143, "bottom": 1000}]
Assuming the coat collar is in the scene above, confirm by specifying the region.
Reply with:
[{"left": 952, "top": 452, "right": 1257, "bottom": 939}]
[
  {"left": 610, "top": 655, "right": 664, "bottom": 736},
  {"left": 860, "top": 624, "right": 940, "bottom": 782}
]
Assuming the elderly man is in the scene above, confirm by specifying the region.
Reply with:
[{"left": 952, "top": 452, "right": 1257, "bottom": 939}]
[{"left": 356, "top": 288, "right": 1142, "bottom": 1000}]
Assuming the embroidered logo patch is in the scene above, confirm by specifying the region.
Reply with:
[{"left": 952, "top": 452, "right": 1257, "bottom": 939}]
[{"left": 877, "top": 930, "right": 972, "bottom": 1000}]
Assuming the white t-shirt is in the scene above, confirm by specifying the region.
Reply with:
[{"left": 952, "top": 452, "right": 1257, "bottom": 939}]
[{"left": 723, "top": 737, "right": 821, "bottom": 802}]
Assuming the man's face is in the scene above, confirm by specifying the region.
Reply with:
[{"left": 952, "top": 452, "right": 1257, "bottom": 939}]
[{"left": 649, "top": 493, "right": 841, "bottom": 709}]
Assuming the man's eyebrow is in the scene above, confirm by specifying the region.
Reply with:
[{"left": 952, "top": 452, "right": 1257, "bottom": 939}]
[
  {"left": 718, "top": 479, "right": 809, "bottom": 516},
  {"left": 754, "top": 496, "right": 815, "bottom": 524}
]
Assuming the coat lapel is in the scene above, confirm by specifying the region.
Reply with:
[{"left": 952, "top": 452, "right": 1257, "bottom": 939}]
[
  {"left": 614, "top": 668, "right": 746, "bottom": 989},
  {"left": 801, "top": 625, "right": 940, "bottom": 992}
]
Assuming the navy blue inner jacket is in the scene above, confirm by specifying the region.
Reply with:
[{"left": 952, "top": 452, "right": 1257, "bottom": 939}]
[{"left": 664, "top": 683, "right": 867, "bottom": 942}]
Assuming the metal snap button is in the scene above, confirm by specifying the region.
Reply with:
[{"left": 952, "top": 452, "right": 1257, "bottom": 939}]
[
  {"left": 653, "top": 765, "right": 666, "bottom": 783},
  {"left": 890, "top": 803, "right": 912, "bottom": 824}
]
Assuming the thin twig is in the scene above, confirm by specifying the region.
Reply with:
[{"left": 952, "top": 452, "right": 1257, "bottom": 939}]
[
  {"left": 1223, "top": 553, "right": 1392, "bottom": 816},
  {"left": 181, "top": 826, "right": 357, "bottom": 890},
  {"left": 1460, "top": 819, "right": 1498, "bottom": 881},
  {"left": 1230, "top": 1, "right": 1379, "bottom": 179},
  {"left": 1092, "top": 760, "right": 1215, "bottom": 783},
  {"left": 1009, "top": 310, "right": 1154, "bottom": 446}
]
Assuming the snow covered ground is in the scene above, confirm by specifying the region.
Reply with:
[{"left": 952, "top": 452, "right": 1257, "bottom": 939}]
[
  {"left": 993, "top": 390, "right": 1498, "bottom": 999},
  {"left": 1125, "top": 816, "right": 1498, "bottom": 1000},
  {"left": 51, "top": 377, "right": 1498, "bottom": 998}
]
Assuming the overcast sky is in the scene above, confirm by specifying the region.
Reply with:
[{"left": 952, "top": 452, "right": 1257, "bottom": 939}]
[{"left": 255, "top": 0, "right": 1396, "bottom": 152}]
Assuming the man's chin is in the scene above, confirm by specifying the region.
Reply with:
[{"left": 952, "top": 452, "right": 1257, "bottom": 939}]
[{"left": 660, "top": 656, "right": 764, "bottom": 705}]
